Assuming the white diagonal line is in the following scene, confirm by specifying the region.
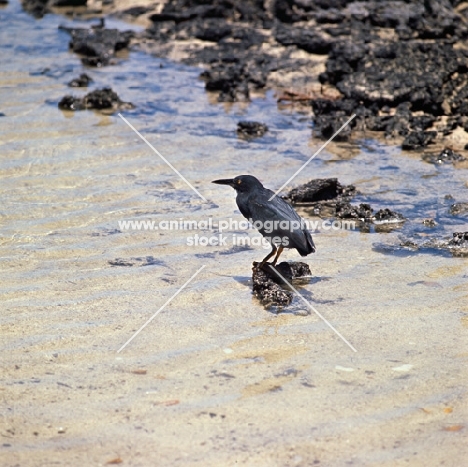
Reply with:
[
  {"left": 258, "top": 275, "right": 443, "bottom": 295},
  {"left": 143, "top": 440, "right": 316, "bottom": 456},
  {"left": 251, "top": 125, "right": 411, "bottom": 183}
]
[
  {"left": 118, "top": 113, "right": 207, "bottom": 202},
  {"left": 117, "top": 265, "right": 206, "bottom": 353},
  {"left": 268, "top": 265, "right": 357, "bottom": 352},
  {"left": 269, "top": 114, "right": 356, "bottom": 200}
]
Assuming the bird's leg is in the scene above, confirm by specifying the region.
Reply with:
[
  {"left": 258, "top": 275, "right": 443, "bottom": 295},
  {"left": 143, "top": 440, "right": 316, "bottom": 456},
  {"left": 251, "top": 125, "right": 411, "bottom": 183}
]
[
  {"left": 271, "top": 245, "right": 284, "bottom": 266},
  {"left": 258, "top": 245, "right": 277, "bottom": 268}
]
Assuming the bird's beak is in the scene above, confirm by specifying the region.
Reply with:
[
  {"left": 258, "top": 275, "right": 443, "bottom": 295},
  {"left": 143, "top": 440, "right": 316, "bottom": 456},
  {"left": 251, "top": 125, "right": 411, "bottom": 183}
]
[{"left": 212, "top": 178, "right": 235, "bottom": 187}]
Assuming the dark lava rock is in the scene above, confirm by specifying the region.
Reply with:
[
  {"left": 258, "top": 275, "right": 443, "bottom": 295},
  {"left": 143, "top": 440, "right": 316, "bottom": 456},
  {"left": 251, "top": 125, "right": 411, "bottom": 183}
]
[
  {"left": 58, "top": 87, "right": 134, "bottom": 112},
  {"left": 276, "top": 261, "right": 311, "bottom": 281},
  {"left": 237, "top": 121, "right": 268, "bottom": 139},
  {"left": 252, "top": 261, "right": 311, "bottom": 308},
  {"left": 399, "top": 231, "right": 468, "bottom": 257},
  {"left": 422, "top": 218, "right": 437, "bottom": 227},
  {"left": 58, "top": 95, "right": 86, "bottom": 111},
  {"left": 406, "top": 0, "right": 468, "bottom": 40},
  {"left": 335, "top": 202, "right": 405, "bottom": 225},
  {"left": 122, "top": 6, "right": 151, "bottom": 17},
  {"left": 283, "top": 178, "right": 356, "bottom": 204},
  {"left": 200, "top": 63, "right": 251, "bottom": 102},
  {"left": 59, "top": 25, "right": 134, "bottom": 67},
  {"left": 21, "top": 0, "right": 50, "bottom": 17},
  {"left": 313, "top": 5, "right": 468, "bottom": 147},
  {"left": 191, "top": 19, "right": 233, "bottom": 42},
  {"left": 335, "top": 202, "right": 374, "bottom": 221},
  {"left": 133, "top": 0, "right": 468, "bottom": 149},
  {"left": 284, "top": 178, "right": 403, "bottom": 227},
  {"left": 449, "top": 203, "right": 468, "bottom": 216},
  {"left": 322, "top": 33, "right": 466, "bottom": 111},
  {"left": 84, "top": 88, "right": 131, "bottom": 109},
  {"left": 53, "top": 0, "right": 87, "bottom": 5},
  {"left": 422, "top": 148, "right": 466, "bottom": 164},
  {"left": 402, "top": 131, "right": 437, "bottom": 150},
  {"left": 22, "top": 0, "right": 86, "bottom": 18},
  {"left": 145, "top": 0, "right": 271, "bottom": 102},
  {"left": 252, "top": 267, "right": 293, "bottom": 307},
  {"left": 273, "top": 0, "right": 347, "bottom": 24},
  {"left": 311, "top": 98, "right": 369, "bottom": 140},
  {"left": 373, "top": 208, "right": 405, "bottom": 223},
  {"left": 313, "top": 114, "right": 353, "bottom": 140},
  {"left": 274, "top": 24, "right": 333, "bottom": 55},
  {"left": 67, "top": 73, "right": 93, "bottom": 87},
  {"left": 150, "top": 4, "right": 226, "bottom": 24},
  {"left": 366, "top": 103, "right": 436, "bottom": 139},
  {"left": 198, "top": 48, "right": 270, "bottom": 102},
  {"left": 149, "top": 0, "right": 268, "bottom": 26},
  {"left": 448, "top": 232, "right": 468, "bottom": 247}
]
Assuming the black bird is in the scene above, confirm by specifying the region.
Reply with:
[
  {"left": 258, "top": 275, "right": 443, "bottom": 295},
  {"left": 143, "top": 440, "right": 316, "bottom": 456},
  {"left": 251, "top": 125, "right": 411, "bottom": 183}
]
[{"left": 212, "top": 175, "right": 315, "bottom": 266}]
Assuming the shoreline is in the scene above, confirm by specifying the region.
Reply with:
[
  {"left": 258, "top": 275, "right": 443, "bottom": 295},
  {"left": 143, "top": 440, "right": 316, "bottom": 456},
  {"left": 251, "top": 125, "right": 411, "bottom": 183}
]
[{"left": 25, "top": 0, "right": 468, "bottom": 153}]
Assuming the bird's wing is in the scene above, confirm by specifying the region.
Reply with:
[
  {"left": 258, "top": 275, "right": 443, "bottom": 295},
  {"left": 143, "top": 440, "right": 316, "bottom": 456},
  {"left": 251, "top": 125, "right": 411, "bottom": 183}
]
[
  {"left": 249, "top": 190, "right": 315, "bottom": 254},
  {"left": 250, "top": 189, "right": 303, "bottom": 224},
  {"left": 236, "top": 199, "right": 252, "bottom": 220}
]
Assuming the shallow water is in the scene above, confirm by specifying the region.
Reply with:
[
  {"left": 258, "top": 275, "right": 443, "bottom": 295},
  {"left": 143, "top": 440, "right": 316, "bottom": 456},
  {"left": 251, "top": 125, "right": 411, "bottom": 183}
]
[{"left": 1, "top": 1, "right": 468, "bottom": 465}]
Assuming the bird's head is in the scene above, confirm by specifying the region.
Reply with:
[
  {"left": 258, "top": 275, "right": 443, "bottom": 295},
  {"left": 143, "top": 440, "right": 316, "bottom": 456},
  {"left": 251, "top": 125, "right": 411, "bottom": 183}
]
[{"left": 212, "top": 175, "right": 264, "bottom": 193}]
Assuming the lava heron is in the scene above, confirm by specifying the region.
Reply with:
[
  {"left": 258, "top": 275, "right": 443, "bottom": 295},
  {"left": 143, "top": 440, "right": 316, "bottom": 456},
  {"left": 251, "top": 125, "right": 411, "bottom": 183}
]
[{"left": 212, "top": 175, "right": 315, "bottom": 266}]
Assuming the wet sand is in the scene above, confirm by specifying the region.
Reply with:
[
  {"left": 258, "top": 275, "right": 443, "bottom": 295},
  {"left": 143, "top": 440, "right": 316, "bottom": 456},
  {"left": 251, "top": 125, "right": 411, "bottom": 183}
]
[{"left": 1, "top": 1, "right": 468, "bottom": 466}]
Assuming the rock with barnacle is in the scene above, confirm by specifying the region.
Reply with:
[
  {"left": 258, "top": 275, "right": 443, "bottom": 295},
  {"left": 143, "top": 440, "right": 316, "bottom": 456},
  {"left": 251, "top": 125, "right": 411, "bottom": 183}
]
[
  {"left": 58, "top": 87, "right": 134, "bottom": 113},
  {"left": 252, "top": 261, "right": 311, "bottom": 308}
]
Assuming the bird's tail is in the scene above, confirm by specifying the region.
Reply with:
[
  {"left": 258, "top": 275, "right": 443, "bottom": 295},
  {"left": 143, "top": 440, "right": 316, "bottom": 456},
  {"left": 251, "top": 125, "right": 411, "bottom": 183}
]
[{"left": 298, "top": 229, "right": 315, "bottom": 256}]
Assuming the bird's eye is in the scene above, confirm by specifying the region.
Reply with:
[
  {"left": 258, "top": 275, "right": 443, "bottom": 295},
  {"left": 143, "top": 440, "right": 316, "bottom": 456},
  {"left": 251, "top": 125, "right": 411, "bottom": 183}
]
[{"left": 237, "top": 179, "right": 242, "bottom": 185}]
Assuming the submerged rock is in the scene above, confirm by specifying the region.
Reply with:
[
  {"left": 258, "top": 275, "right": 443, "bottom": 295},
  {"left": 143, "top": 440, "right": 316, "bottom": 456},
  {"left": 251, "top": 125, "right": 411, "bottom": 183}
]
[
  {"left": 335, "top": 202, "right": 374, "bottom": 221},
  {"left": 422, "top": 218, "right": 437, "bottom": 227},
  {"left": 449, "top": 203, "right": 468, "bottom": 216},
  {"left": 374, "top": 208, "right": 405, "bottom": 223},
  {"left": 237, "top": 121, "right": 268, "bottom": 139},
  {"left": 109, "top": 256, "right": 164, "bottom": 267},
  {"left": 58, "top": 87, "right": 134, "bottom": 112},
  {"left": 422, "top": 148, "right": 466, "bottom": 165},
  {"left": 58, "top": 95, "right": 86, "bottom": 111},
  {"left": 448, "top": 232, "right": 468, "bottom": 247},
  {"left": 399, "top": 231, "right": 468, "bottom": 257},
  {"left": 335, "top": 202, "right": 405, "bottom": 225},
  {"left": 67, "top": 73, "right": 93, "bottom": 87}
]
